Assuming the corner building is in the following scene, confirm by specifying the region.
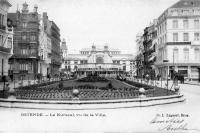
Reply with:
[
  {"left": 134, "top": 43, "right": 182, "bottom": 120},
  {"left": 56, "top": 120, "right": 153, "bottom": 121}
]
[{"left": 155, "top": 0, "right": 200, "bottom": 81}]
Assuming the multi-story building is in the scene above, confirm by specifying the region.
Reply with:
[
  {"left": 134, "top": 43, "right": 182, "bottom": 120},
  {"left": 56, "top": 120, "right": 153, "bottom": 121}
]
[
  {"left": 0, "top": 0, "right": 12, "bottom": 81},
  {"left": 38, "top": 12, "right": 52, "bottom": 77},
  {"left": 142, "top": 21, "right": 157, "bottom": 79},
  {"left": 155, "top": 0, "right": 200, "bottom": 81},
  {"left": 8, "top": 3, "right": 41, "bottom": 80},
  {"left": 50, "top": 21, "right": 61, "bottom": 76},
  {"left": 65, "top": 45, "right": 135, "bottom": 77},
  {"left": 8, "top": 4, "right": 61, "bottom": 80},
  {"left": 135, "top": 32, "right": 144, "bottom": 78}
]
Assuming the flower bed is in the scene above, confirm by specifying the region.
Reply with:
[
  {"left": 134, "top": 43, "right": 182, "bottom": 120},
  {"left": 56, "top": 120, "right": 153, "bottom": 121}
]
[{"left": 77, "top": 76, "right": 109, "bottom": 82}]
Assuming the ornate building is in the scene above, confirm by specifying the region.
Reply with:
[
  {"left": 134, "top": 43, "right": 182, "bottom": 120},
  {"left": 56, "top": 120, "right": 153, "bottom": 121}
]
[
  {"left": 8, "top": 3, "right": 61, "bottom": 80},
  {"left": 155, "top": 0, "right": 200, "bottom": 81},
  {"left": 64, "top": 45, "right": 135, "bottom": 77},
  {"left": 0, "top": 0, "right": 12, "bottom": 80},
  {"left": 8, "top": 3, "right": 40, "bottom": 80}
]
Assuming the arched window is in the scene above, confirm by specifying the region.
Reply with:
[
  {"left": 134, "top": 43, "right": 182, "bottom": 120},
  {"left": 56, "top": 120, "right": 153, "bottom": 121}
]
[
  {"left": 194, "top": 48, "right": 200, "bottom": 61},
  {"left": 183, "top": 48, "right": 189, "bottom": 61},
  {"left": 173, "top": 48, "right": 179, "bottom": 62},
  {"left": 96, "top": 57, "right": 104, "bottom": 64}
]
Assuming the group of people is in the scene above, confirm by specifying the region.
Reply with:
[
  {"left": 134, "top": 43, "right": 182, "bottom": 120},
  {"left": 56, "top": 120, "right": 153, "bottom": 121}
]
[{"left": 141, "top": 72, "right": 185, "bottom": 84}]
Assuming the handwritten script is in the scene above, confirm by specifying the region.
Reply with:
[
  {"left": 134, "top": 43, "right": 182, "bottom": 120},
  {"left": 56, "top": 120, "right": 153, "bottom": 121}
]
[{"left": 150, "top": 113, "right": 200, "bottom": 132}]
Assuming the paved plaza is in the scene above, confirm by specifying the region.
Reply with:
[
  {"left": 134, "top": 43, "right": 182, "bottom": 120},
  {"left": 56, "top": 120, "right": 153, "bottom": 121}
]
[{"left": 0, "top": 82, "right": 199, "bottom": 133}]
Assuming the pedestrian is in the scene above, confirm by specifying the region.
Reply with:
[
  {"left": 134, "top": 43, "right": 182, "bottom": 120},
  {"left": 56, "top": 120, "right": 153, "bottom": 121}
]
[
  {"left": 182, "top": 75, "right": 184, "bottom": 84},
  {"left": 157, "top": 74, "right": 161, "bottom": 81}
]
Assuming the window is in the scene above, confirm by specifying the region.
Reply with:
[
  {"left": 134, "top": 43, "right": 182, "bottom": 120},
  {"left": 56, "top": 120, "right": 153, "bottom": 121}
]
[
  {"left": 7, "top": 37, "right": 12, "bottom": 48},
  {"left": 20, "top": 63, "right": 28, "bottom": 70},
  {"left": 96, "top": 57, "right": 104, "bottom": 64},
  {"left": 21, "top": 49, "right": 28, "bottom": 55},
  {"left": 173, "top": 48, "right": 179, "bottom": 62},
  {"left": 194, "top": 33, "right": 200, "bottom": 41},
  {"left": 194, "top": 48, "right": 200, "bottom": 61},
  {"left": 0, "top": 14, "right": 2, "bottom": 25},
  {"left": 183, "top": 20, "right": 189, "bottom": 29},
  {"left": 30, "top": 33, "right": 36, "bottom": 41},
  {"left": 173, "top": 20, "right": 178, "bottom": 28},
  {"left": 0, "top": 35, "right": 3, "bottom": 46},
  {"left": 183, "top": 33, "right": 189, "bottom": 41},
  {"left": 0, "top": 14, "right": 4, "bottom": 26},
  {"left": 22, "top": 22, "right": 27, "bottom": 28},
  {"left": 194, "top": 20, "right": 199, "bottom": 29},
  {"left": 173, "top": 33, "right": 178, "bottom": 42},
  {"left": 74, "top": 66, "right": 77, "bottom": 70},
  {"left": 183, "top": 48, "right": 189, "bottom": 61},
  {"left": 22, "top": 32, "right": 26, "bottom": 40},
  {"left": 29, "top": 63, "right": 33, "bottom": 72},
  {"left": 30, "top": 49, "right": 36, "bottom": 55}
]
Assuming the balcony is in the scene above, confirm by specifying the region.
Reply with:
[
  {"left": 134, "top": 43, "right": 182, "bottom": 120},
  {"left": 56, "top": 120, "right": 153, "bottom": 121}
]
[
  {"left": 11, "top": 53, "right": 38, "bottom": 59},
  {"left": 155, "top": 59, "right": 200, "bottom": 66},
  {"left": 77, "top": 63, "right": 123, "bottom": 71},
  {"left": 19, "top": 70, "right": 28, "bottom": 74},
  {"left": 0, "top": 46, "right": 11, "bottom": 53},
  {"left": 51, "top": 60, "right": 61, "bottom": 66},
  {"left": 168, "top": 60, "right": 200, "bottom": 65}
]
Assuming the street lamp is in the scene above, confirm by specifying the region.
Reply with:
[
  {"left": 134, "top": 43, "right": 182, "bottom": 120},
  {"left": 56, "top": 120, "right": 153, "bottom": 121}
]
[{"left": 163, "top": 59, "right": 169, "bottom": 95}]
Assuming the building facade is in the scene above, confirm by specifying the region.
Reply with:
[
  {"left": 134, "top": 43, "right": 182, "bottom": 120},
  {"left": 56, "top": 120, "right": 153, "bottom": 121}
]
[
  {"left": 65, "top": 45, "right": 135, "bottom": 77},
  {"left": 50, "top": 21, "right": 61, "bottom": 76},
  {"left": 0, "top": 0, "right": 12, "bottom": 81},
  {"left": 135, "top": 33, "right": 144, "bottom": 78},
  {"left": 8, "top": 4, "right": 61, "bottom": 80},
  {"left": 155, "top": 0, "right": 200, "bottom": 81},
  {"left": 38, "top": 12, "right": 52, "bottom": 77},
  {"left": 142, "top": 21, "right": 157, "bottom": 79},
  {"left": 8, "top": 3, "right": 41, "bottom": 80}
]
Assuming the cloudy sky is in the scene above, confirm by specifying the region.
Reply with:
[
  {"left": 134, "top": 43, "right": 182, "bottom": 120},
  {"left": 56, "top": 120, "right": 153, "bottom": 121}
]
[{"left": 9, "top": 0, "right": 179, "bottom": 55}]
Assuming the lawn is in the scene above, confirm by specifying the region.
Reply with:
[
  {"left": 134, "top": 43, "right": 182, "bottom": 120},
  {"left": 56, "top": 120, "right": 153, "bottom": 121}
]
[{"left": 62, "top": 78, "right": 132, "bottom": 89}]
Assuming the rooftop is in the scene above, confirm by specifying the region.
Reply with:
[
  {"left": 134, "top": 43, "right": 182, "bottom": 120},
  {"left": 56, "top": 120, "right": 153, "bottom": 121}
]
[
  {"left": 0, "top": 0, "right": 12, "bottom": 7},
  {"left": 80, "top": 45, "right": 120, "bottom": 52},
  {"left": 170, "top": 0, "right": 200, "bottom": 8}
]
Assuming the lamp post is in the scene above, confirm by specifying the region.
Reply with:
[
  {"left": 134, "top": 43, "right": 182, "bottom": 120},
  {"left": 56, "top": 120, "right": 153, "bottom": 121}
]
[{"left": 163, "top": 59, "right": 169, "bottom": 95}]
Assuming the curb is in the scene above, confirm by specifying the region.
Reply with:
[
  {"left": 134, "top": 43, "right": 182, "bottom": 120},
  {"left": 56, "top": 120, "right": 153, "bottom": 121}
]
[
  {"left": 184, "top": 82, "right": 200, "bottom": 86},
  {"left": 0, "top": 94, "right": 185, "bottom": 110}
]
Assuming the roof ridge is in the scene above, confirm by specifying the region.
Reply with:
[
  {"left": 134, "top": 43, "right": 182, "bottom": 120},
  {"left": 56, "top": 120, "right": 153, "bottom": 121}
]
[{"left": 170, "top": 0, "right": 200, "bottom": 9}]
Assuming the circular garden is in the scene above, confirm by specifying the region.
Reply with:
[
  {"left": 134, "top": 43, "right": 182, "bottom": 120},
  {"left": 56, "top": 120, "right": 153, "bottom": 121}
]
[{"left": 8, "top": 75, "right": 177, "bottom": 101}]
